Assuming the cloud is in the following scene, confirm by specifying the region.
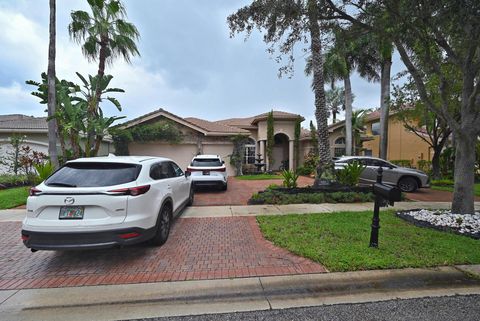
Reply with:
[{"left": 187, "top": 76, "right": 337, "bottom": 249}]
[{"left": 0, "top": 82, "right": 42, "bottom": 115}]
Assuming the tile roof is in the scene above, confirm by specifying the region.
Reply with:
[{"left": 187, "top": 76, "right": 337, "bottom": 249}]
[
  {"left": 0, "top": 114, "right": 48, "bottom": 131},
  {"left": 184, "top": 117, "right": 249, "bottom": 134},
  {"left": 216, "top": 110, "right": 303, "bottom": 127}
]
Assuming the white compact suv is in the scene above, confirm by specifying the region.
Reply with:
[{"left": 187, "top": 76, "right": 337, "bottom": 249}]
[
  {"left": 187, "top": 155, "right": 228, "bottom": 190},
  {"left": 22, "top": 156, "right": 193, "bottom": 251}
]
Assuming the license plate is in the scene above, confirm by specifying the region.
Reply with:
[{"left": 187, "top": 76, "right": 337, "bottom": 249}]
[
  {"left": 203, "top": 170, "right": 210, "bottom": 175},
  {"left": 59, "top": 206, "right": 85, "bottom": 219}
]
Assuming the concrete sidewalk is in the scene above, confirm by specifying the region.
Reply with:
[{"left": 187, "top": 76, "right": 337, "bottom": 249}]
[
  {"left": 1, "top": 265, "right": 479, "bottom": 321},
  {"left": 2, "top": 202, "right": 479, "bottom": 221}
]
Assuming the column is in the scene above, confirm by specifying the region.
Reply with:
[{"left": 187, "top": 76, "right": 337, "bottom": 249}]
[
  {"left": 259, "top": 140, "right": 266, "bottom": 170},
  {"left": 289, "top": 140, "right": 294, "bottom": 171}
]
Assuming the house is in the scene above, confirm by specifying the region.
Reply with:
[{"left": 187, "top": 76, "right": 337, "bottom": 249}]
[
  {"left": 0, "top": 114, "right": 113, "bottom": 174},
  {"left": 327, "top": 110, "right": 433, "bottom": 166},
  {"left": 119, "top": 108, "right": 311, "bottom": 175}
]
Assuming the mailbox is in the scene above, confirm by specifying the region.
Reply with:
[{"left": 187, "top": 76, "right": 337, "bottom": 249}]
[{"left": 373, "top": 183, "right": 401, "bottom": 205}]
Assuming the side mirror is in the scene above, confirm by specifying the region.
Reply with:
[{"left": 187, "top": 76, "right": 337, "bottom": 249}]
[
  {"left": 222, "top": 160, "right": 225, "bottom": 164},
  {"left": 185, "top": 171, "right": 191, "bottom": 177}
]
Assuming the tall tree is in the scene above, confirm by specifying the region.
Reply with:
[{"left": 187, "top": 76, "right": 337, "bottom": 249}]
[
  {"left": 47, "top": 0, "right": 59, "bottom": 168},
  {"left": 309, "top": 120, "right": 319, "bottom": 156},
  {"left": 68, "top": 0, "right": 139, "bottom": 156},
  {"left": 228, "top": 0, "right": 332, "bottom": 182},
  {"left": 326, "top": 0, "right": 480, "bottom": 214}
]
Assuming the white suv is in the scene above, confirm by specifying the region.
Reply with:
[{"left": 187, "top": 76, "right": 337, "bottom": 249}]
[
  {"left": 187, "top": 155, "right": 228, "bottom": 190},
  {"left": 22, "top": 156, "right": 193, "bottom": 251}
]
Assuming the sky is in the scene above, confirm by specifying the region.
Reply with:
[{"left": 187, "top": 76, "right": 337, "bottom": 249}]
[{"left": 0, "top": 0, "right": 406, "bottom": 127}]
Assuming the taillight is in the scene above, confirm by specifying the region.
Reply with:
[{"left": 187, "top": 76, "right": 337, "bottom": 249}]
[
  {"left": 119, "top": 232, "right": 141, "bottom": 239},
  {"left": 29, "top": 187, "right": 42, "bottom": 196},
  {"left": 108, "top": 185, "right": 150, "bottom": 196},
  {"left": 21, "top": 234, "right": 29, "bottom": 241}
]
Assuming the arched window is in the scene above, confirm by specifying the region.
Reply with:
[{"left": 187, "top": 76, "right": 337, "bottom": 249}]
[
  {"left": 335, "top": 137, "right": 346, "bottom": 145},
  {"left": 244, "top": 138, "right": 256, "bottom": 164}
]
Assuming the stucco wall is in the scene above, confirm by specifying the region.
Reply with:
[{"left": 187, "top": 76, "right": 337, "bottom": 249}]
[{"left": 362, "top": 118, "right": 432, "bottom": 165}]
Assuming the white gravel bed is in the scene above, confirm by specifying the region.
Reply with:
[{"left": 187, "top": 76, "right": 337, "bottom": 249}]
[{"left": 398, "top": 209, "right": 480, "bottom": 238}]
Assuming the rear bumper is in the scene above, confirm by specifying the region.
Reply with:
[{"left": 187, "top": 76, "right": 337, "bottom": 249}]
[{"left": 21, "top": 226, "right": 156, "bottom": 251}]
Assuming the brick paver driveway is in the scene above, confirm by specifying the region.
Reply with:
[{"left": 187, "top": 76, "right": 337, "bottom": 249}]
[
  {"left": 0, "top": 217, "right": 326, "bottom": 290},
  {"left": 406, "top": 188, "right": 480, "bottom": 202},
  {"left": 193, "top": 176, "right": 315, "bottom": 206}
]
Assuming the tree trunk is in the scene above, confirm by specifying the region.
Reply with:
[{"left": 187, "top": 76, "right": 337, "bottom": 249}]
[
  {"left": 344, "top": 76, "right": 353, "bottom": 156},
  {"left": 431, "top": 147, "right": 442, "bottom": 180},
  {"left": 379, "top": 57, "right": 391, "bottom": 160},
  {"left": 307, "top": 1, "right": 331, "bottom": 183},
  {"left": 47, "top": 0, "right": 59, "bottom": 168},
  {"left": 451, "top": 130, "right": 476, "bottom": 214}
]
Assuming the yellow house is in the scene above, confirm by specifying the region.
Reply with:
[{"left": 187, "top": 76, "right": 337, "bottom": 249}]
[{"left": 327, "top": 110, "right": 433, "bottom": 166}]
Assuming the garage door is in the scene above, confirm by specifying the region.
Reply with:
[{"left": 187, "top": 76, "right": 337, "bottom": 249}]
[
  {"left": 203, "top": 144, "right": 234, "bottom": 176},
  {"left": 128, "top": 143, "right": 198, "bottom": 172}
]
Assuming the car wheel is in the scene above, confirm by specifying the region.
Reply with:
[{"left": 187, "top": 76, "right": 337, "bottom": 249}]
[
  {"left": 398, "top": 177, "right": 418, "bottom": 193},
  {"left": 222, "top": 183, "right": 227, "bottom": 191},
  {"left": 151, "top": 204, "right": 172, "bottom": 246},
  {"left": 187, "top": 187, "right": 194, "bottom": 206}
]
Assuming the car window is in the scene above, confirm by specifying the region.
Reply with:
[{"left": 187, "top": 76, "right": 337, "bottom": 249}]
[
  {"left": 150, "top": 162, "right": 175, "bottom": 180},
  {"left": 170, "top": 162, "right": 184, "bottom": 177},
  {"left": 191, "top": 158, "right": 222, "bottom": 167},
  {"left": 46, "top": 162, "right": 141, "bottom": 187}
]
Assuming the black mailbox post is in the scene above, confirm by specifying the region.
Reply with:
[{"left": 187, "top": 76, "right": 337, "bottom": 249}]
[{"left": 369, "top": 167, "right": 401, "bottom": 248}]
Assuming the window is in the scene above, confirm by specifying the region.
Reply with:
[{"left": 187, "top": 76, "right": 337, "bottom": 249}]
[
  {"left": 364, "top": 149, "right": 373, "bottom": 156},
  {"left": 191, "top": 158, "right": 222, "bottom": 167},
  {"left": 46, "top": 162, "right": 141, "bottom": 187},
  {"left": 371, "top": 122, "right": 380, "bottom": 135},
  {"left": 244, "top": 138, "right": 256, "bottom": 164},
  {"left": 150, "top": 162, "right": 175, "bottom": 180},
  {"left": 170, "top": 162, "right": 184, "bottom": 177},
  {"left": 334, "top": 147, "right": 345, "bottom": 157},
  {"left": 334, "top": 137, "right": 346, "bottom": 145}
]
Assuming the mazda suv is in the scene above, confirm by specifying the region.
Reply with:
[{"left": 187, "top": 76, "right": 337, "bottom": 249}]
[{"left": 22, "top": 156, "right": 193, "bottom": 251}]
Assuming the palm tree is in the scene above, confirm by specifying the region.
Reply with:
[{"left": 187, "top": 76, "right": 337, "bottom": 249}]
[
  {"left": 377, "top": 40, "right": 394, "bottom": 160},
  {"left": 68, "top": 0, "right": 139, "bottom": 154},
  {"left": 350, "top": 109, "right": 370, "bottom": 155},
  {"left": 47, "top": 0, "right": 59, "bottom": 168}
]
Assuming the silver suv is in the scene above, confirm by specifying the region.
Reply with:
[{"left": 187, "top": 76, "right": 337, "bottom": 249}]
[{"left": 334, "top": 156, "right": 430, "bottom": 192}]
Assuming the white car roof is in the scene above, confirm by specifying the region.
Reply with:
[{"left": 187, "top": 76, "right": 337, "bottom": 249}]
[
  {"left": 192, "top": 154, "right": 222, "bottom": 159},
  {"left": 335, "top": 156, "right": 390, "bottom": 162},
  {"left": 67, "top": 155, "right": 172, "bottom": 165}
]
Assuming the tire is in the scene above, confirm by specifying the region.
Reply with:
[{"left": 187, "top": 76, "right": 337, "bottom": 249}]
[
  {"left": 151, "top": 203, "right": 172, "bottom": 246},
  {"left": 398, "top": 177, "right": 418, "bottom": 193},
  {"left": 221, "top": 183, "right": 228, "bottom": 191},
  {"left": 187, "top": 187, "right": 194, "bottom": 206}
]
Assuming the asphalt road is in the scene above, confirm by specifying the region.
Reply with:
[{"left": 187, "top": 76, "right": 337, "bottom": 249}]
[{"left": 128, "top": 295, "right": 480, "bottom": 321}]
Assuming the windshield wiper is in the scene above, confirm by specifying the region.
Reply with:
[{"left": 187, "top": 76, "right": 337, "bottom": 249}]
[{"left": 47, "top": 182, "right": 77, "bottom": 187}]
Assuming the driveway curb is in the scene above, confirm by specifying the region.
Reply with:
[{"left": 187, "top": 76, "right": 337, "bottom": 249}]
[{"left": 1, "top": 266, "right": 479, "bottom": 321}]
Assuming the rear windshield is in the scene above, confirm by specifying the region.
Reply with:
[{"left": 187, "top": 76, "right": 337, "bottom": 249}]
[
  {"left": 45, "top": 162, "right": 141, "bottom": 187},
  {"left": 191, "top": 158, "right": 222, "bottom": 167}
]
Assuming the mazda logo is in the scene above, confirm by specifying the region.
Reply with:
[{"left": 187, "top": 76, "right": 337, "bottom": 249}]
[{"left": 64, "top": 197, "right": 75, "bottom": 205}]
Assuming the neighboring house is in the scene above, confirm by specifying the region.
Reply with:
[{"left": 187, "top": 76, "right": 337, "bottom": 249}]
[
  {"left": 0, "top": 114, "right": 113, "bottom": 174},
  {"left": 328, "top": 110, "right": 433, "bottom": 166},
  {"left": 119, "top": 108, "right": 310, "bottom": 176}
]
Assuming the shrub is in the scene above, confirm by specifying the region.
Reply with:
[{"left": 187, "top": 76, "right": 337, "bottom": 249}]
[
  {"left": 0, "top": 174, "right": 29, "bottom": 188},
  {"left": 390, "top": 159, "right": 413, "bottom": 168},
  {"left": 431, "top": 179, "right": 454, "bottom": 186},
  {"left": 34, "top": 161, "right": 55, "bottom": 185},
  {"left": 281, "top": 170, "right": 299, "bottom": 188},
  {"left": 303, "top": 151, "right": 319, "bottom": 174},
  {"left": 335, "top": 161, "right": 366, "bottom": 186},
  {"left": 242, "top": 164, "right": 257, "bottom": 175},
  {"left": 296, "top": 166, "right": 313, "bottom": 176},
  {"left": 266, "top": 183, "right": 280, "bottom": 191},
  {"left": 249, "top": 189, "right": 374, "bottom": 205},
  {"left": 417, "top": 160, "right": 432, "bottom": 173}
]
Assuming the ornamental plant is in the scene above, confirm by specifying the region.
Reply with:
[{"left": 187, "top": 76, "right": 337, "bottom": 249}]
[
  {"left": 281, "top": 169, "right": 299, "bottom": 188},
  {"left": 335, "top": 161, "right": 366, "bottom": 186}
]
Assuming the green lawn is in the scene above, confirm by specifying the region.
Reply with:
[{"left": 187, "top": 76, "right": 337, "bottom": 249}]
[
  {"left": 431, "top": 183, "right": 480, "bottom": 196},
  {"left": 257, "top": 210, "right": 480, "bottom": 272},
  {"left": 0, "top": 186, "right": 29, "bottom": 209},
  {"left": 236, "top": 174, "right": 283, "bottom": 180}
]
